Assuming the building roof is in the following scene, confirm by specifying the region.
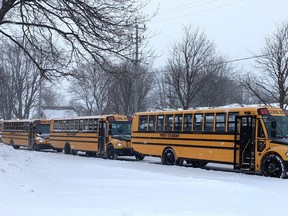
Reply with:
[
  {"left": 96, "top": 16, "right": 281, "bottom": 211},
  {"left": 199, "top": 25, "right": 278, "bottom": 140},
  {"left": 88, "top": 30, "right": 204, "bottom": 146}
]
[{"left": 41, "top": 106, "right": 78, "bottom": 119}]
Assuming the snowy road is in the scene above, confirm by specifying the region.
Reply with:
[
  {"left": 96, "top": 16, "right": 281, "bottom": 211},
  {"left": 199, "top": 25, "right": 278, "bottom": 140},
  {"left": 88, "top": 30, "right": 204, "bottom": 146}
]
[{"left": 0, "top": 143, "right": 287, "bottom": 216}]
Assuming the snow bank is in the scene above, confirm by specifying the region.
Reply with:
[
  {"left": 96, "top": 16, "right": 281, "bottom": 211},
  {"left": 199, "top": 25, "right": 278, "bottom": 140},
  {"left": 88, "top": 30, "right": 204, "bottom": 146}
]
[{"left": 0, "top": 143, "right": 287, "bottom": 216}]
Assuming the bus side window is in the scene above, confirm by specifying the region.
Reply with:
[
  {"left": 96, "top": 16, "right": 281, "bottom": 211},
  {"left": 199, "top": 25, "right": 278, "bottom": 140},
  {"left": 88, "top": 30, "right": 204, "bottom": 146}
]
[
  {"left": 139, "top": 116, "right": 148, "bottom": 131},
  {"left": 194, "top": 114, "right": 203, "bottom": 132},
  {"left": 148, "top": 115, "right": 156, "bottom": 131},
  {"left": 165, "top": 115, "right": 173, "bottom": 132},
  {"left": 258, "top": 122, "right": 265, "bottom": 138},
  {"left": 156, "top": 115, "right": 164, "bottom": 131},
  {"left": 228, "top": 112, "right": 238, "bottom": 132},
  {"left": 79, "top": 119, "right": 84, "bottom": 131},
  {"left": 174, "top": 114, "right": 182, "bottom": 132},
  {"left": 204, "top": 114, "right": 214, "bottom": 132},
  {"left": 88, "top": 119, "right": 93, "bottom": 131},
  {"left": 183, "top": 114, "right": 192, "bottom": 132},
  {"left": 93, "top": 119, "right": 98, "bottom": 131},
  {"left": 215, "top": 113, "right": 226, "bottom": 132}
]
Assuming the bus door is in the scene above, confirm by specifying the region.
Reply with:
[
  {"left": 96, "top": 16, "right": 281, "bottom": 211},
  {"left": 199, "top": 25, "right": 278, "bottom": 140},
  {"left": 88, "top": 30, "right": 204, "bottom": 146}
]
[
  {"left": 234, "top": 116, "right": 256, "bottom": 171},
  {"left": 98, "top": 121, "right": 106, "bottom": 156},
  {"left": 28, "top": 122, "right": 35, "bottom": 150}
]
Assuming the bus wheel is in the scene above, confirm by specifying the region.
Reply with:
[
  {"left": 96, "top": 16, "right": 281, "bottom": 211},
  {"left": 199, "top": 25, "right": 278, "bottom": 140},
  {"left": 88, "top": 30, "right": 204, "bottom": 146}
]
[
  {"left": 261, "top": 154, "right": 286, "bottom": 178},
  {"left": 64, "top": 143, "right": 71, "bottom": 154},
  {"left": 162, "top": 148, "right": 176, "bottom": 166},
  {"left": 135, "top": 153, "right": 145, "bottom": 161},
  {"left": 32, "top": 143, "right": 39, "bottom": 151},
  {"left": 176, "top": 159, "right": 184, "bottom": 166},
  {"left": 190, "top": 160, "right": 208, "bottom": 168},
  {"left": 106, "top": 145, "right": 116, "bottom": 160},
  {"left": 71, "top": 149, "right": 78, "bottom": 155},
  {"left": 10, "top": 140, "right": 20, "bottom": 150}
]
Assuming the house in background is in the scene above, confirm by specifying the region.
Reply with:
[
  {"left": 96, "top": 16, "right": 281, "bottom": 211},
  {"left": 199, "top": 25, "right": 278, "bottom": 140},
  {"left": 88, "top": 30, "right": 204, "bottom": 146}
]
[{"left": 40, "top": 106, "right": 78, "bottom": 119}]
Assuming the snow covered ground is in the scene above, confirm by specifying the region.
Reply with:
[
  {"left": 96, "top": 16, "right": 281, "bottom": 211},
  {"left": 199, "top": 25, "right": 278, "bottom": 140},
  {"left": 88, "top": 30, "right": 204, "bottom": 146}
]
[{"left": 1, "top": 142, "right": 287, "bottom": 216}]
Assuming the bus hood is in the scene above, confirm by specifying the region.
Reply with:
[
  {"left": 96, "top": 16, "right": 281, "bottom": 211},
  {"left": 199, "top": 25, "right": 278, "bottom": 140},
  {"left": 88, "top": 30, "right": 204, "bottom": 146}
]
[
  {"left": 271, "top": 138, "right": 288, "bottom": 145},
  {"left": 111, "top": 135, "right": 131, "bottom": 142}
]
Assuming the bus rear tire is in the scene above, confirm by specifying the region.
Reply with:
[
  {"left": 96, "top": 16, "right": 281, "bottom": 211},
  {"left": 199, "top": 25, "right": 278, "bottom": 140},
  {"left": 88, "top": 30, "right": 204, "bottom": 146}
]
[
  {"left": 162, "top": 148, "right": 176, "bottom": 166},
  {"left": 189, "top": 160, "right": 208, "bottom": 168},
  {"left": 261, "top": 154, "right": 286, "bottom": 178},
  {"left": 135, "top": 153, "right": 145, "bottom": 161},
  {"left": 10, "top": 140, "right": 20, "bottom": 150}
]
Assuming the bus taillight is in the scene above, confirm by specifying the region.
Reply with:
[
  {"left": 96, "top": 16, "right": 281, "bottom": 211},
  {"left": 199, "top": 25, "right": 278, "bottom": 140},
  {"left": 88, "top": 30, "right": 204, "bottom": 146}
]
[
  {"left": 258, "top": 108, "right": 270, "bottom": 115},
  {"left": 107, "top": 116, "right": 115, "bottom": 121}
]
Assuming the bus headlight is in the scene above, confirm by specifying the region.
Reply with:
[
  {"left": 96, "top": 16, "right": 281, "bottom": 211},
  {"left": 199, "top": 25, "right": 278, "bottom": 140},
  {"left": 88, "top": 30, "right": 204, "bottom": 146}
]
[
  {"left": 285, "top": 151, "right": 288, "bottom": 158},
  {"left": 116, "top": 143, "right": 124, "bottom": 148},
  {"left": 36, "top": 137, "right": 44, "bottom": 143}
]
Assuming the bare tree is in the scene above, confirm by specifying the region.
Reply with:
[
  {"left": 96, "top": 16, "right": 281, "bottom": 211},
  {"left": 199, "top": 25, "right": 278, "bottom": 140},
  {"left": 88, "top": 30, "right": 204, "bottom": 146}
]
[
  {"left": 0, "top": 0, "right": 150, "bottom": 78},
  {"left": 164, "top": 26, "right": 233, "bottom": 110},
  {"left": 0, "top": 41, "right": 41, "bottom": 119},
  {"left": 69, "top": 60, "right": 110, "bottom": 115},
  {"left": 70, "top": 60, "right": 154, "bottom": 115},
  {"left": 196, "top": 62, "right": 243, "bottom": 107},
  {"left": 243, "top": 22, "right": 288, "bottom": 109},
  {"left": 106, "top": 61, "right": 154, "bottom": 115}
]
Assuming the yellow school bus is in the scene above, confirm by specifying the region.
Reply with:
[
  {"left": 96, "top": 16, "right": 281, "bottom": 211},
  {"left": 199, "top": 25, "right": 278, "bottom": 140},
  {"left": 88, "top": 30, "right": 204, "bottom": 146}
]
[
  {"left": 1, "top": 119, "right": 51, "bottom": 150},
  {"left": 131, "top": 106, "right": 288, "bottom": 178},
  {"left": 49, "top": 114, "right": 142, "bottom": 159}
]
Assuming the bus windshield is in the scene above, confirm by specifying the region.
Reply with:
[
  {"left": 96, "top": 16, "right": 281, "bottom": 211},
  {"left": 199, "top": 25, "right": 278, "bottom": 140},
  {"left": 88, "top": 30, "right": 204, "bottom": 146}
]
[
  {"left": 109, "top": 121, "right": 131, "bottom": 136},
  {"left": 36, "top": 124, "right": 50, "bottom": 136},
  {"left": 262, "top": 116, "right": 288, "bottom": 139}
]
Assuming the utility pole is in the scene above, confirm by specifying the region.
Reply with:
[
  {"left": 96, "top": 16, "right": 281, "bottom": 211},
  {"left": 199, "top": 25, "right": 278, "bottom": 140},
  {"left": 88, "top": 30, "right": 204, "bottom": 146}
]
[
  {"left": 38, "top": 75, "right": 42, "bottom": 119},
  {"left": 134, "top": 24, "right": 140, "bottom": 112},
  {"left": 133, "top": 23, "right": 145, "bottom": 113}
]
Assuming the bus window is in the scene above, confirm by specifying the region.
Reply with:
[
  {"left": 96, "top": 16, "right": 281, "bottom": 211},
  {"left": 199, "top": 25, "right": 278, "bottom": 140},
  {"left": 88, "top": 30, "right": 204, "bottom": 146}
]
[
  {"left": 156, "top": 115, "right": 164, "bottom": 131},
  {"left": 93, "top": 119, "right": 98, "bottom": 131},
  {"left": 258, "top": 121, "right": 265, "bottom": 138},
  {"left": 148, "top": 115, "right": 156, "bottom": 131},
  {"left": 139, "top": 115, "right": 148, "bottom": 131},
  {"left": 165, "top": 115, "right": 173, "bottom": 132},
  {"left": 174, "top": 114, "right": 182, "bottom": 132},
  {"left": 183, "top": 114, "right": 192, "bottom": 132},
  {"left": 88, "top": 119, "right": 93, "bottom": 131},
  {"left": 216, "top": 113, "right": 226, "bottom": 132},
  {"left": 228, "top": 112, "right": 238, "bottom": 132},
  {"left": 204, "top": 114, "right": 214, "bottom": 132},
  {"left": 79, "top": 119, "right": 84, "bottom": 131},
  {"left": 194, "top": 114, "right": 203, "bottom": 132}
]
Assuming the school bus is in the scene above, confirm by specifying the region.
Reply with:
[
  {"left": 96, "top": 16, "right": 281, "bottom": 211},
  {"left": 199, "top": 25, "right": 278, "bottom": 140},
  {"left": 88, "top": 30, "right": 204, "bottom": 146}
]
[
  {"left": 131, "top": 106, "right": 288, "bottom": 178},
  {"left": 49, "top": 114, "right": 142, "bottom": 159},
  {"left": 1, "top": 119, "right": 51, "bottom": 150}
]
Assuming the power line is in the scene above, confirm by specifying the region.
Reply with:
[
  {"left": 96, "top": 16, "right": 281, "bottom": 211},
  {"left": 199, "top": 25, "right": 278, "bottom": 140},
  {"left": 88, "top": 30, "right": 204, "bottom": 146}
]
[
  {"left": 157, "top": 0, "right": 221, "bottom": 16},
  {"left": 155, "top": 0, "right": 245, "bottom": 23},
  {"left": 150, "top": 50, "right": 288, "bottom": 74}
]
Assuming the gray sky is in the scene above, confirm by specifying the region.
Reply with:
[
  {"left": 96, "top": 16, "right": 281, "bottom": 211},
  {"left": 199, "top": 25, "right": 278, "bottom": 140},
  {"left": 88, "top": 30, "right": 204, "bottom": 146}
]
[{"left": 145, "top": 0, "right": 288, "bottom": 69}]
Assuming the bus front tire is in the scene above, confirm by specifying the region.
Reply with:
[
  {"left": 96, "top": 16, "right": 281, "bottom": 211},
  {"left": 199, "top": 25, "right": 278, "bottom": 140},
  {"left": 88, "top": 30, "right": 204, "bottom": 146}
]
[
  {"left": 162, "top": 148, "right": 176, "bottom": 166},
  {"left": 106, "top": 145, "right": 116, "bottom": 160},
  {"left": 64, "top": 143, "right": 71, "bottom": 155},
  {"left": 261, "top": 154, "right": 286, "bottom": 178},
  {"left": 32, "top": 143, "right": 40, "bottom": 151}
]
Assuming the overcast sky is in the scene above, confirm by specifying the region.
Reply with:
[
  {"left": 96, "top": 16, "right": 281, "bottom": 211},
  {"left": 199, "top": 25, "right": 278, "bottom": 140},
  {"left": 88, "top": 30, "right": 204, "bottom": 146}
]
[{"left": 144, "top": 0, "right": 288, "bottom": 69}]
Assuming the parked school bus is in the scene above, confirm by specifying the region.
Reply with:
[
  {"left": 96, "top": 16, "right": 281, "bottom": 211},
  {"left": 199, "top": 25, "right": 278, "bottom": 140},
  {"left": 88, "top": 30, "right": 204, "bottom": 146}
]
[
  {"left": 131, "top": 106, "right": 288, "bottom": 178},
  {"left": 49, "top": 114, "right": 143, "bottom": 159},
  {"left": 1, "top": 119, "right": 51, "bottom": 150}
]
